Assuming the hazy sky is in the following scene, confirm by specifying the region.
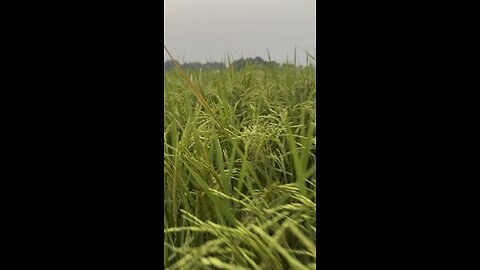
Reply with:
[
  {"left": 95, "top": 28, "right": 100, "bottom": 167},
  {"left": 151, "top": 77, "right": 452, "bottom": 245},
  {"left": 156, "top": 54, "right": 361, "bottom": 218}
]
[{"left": 164, "top": 0, "right": 315, "bottom": 64}]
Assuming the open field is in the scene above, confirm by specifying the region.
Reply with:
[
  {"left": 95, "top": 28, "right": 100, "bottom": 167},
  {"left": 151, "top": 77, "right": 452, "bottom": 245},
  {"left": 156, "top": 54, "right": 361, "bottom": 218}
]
[{"left": 164, "top": 57, "right": 316, "bottom": 269}]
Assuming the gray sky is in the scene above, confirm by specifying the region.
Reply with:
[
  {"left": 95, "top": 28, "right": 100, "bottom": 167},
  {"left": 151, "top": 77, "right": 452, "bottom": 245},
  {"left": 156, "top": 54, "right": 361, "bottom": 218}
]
[{"left": 164, "top": 0, "right": 315, "bottom": 65}]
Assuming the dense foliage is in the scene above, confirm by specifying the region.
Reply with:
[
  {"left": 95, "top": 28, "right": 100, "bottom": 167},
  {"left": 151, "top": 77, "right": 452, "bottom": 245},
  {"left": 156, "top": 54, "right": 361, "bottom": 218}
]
[
  {"left": 164, "top": 56, "right": 313, "bottom": 71},
  {"left": 164, "top": 59, "right": 316, "bottom": 269}
]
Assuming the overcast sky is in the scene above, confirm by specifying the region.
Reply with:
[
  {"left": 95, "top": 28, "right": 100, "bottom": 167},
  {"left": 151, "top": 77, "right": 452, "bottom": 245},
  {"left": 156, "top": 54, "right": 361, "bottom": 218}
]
[{"left": 164, "top": 0, "right": 315, "bottom": 65}]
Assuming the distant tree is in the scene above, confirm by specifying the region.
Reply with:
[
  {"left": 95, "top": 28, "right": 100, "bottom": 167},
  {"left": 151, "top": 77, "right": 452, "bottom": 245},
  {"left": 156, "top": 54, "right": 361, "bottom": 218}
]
[
  {"left": 164, "top": 56, "right": 288, "bottom": 72},
  {"left": 164, "top": 61, "right": 174, "bottom": 70}
]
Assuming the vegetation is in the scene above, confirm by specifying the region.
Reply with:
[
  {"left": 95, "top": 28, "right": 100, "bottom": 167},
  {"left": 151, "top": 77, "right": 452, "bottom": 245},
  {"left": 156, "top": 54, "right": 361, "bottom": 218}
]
[
  {"left": 164, "top": 56, "right": 314, "bottom": 71},
  {"left": 164, "top": 51, "right": 316, "bottom": 269}
]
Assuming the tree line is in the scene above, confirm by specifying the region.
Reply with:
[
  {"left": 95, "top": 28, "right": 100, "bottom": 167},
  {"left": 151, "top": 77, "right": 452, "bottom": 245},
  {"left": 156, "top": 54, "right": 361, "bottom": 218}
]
[{"left": 164, "top": 57, "right": 312, "bottom": 71}]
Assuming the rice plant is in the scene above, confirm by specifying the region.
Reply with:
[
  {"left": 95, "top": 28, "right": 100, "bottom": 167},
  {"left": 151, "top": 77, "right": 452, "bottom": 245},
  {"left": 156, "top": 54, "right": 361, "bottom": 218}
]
[{"left": 164, "top": 47, "right": 316, "bottom": 269}]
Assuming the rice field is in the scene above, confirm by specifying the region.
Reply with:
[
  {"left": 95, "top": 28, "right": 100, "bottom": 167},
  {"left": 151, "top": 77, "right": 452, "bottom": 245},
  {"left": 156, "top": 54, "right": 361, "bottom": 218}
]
[{"left": 164, "top": 52, "right": 316, "bottom": 269}]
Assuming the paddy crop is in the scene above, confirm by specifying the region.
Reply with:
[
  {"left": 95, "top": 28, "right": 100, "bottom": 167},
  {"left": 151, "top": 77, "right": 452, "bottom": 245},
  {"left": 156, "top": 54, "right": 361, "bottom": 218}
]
[{"left": 164, "top": 50, "right": 316, "bottom": 269}]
